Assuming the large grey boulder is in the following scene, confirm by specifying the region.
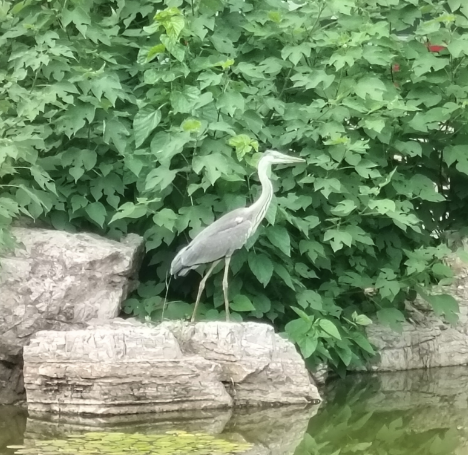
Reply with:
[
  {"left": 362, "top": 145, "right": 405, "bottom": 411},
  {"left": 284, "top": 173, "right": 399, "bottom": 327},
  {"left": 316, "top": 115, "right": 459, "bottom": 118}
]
[
  {"left": 23, "top": 319, "right": 321, "bottom": 415},
  {"left": 161, "top": 320, "right": 321, "bottom": 406},
  {"left": 24, "top": 320, "right": 231, "bottom": 415},
  {"left": 0, "top": 227, "right": 144, "bottom": 403}
]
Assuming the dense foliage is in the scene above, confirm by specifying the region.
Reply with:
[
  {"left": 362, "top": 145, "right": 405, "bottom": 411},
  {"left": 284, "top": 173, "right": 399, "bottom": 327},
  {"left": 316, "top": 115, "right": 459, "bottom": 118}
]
[{"left": 2, "top": 0, "right": 468, "bottom": 372}]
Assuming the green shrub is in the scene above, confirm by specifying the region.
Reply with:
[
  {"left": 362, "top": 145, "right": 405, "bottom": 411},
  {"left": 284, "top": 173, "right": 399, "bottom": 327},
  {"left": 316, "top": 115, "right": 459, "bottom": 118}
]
[{"left": 1, "top": 0, "right": 467, "bottom": 371}]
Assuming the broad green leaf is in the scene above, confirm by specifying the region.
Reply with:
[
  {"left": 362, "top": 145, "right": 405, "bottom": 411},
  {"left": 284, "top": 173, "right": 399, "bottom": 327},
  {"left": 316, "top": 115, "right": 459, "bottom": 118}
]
[
  {"left": 352, "top": 332, "right": 375, "bottom": 355},
  {"left": 447, "top": 37, "right": 467, "bottom": 58},
  {"left": 151, "top": 132, "right": 190, "bottom": 164},
  {"left": 56, "top": 104, "right": 95, "bottom": 137},
  {"left": 410, "top": 174, "right": 445, "bottom": 202},
  {"left": 394, "top": 140, "right": 422, "bottom": 157},
  {"left": 412, "top": 53, "right": 449, "bottom": 78},
  {"left": 228, "top": 134, "right": 258, "bottom": 160},
  {"left": 145, "top": 167, "right": 177, "bottom": 191},
  {"left": 295, "top": 262, "right": 318, "bottom": 278},
  {"left": 85, "top": 202, "right": 107, "bottom": 228},
  {"left": 274, "top": 263, "right": 295, "bottom": 289},
  {"left": 424, "top": 293, "right": 459, "bottom": 324},
  {"left": 336, "top": 345, "right": 353, "bottom": 366},
  {"left": 236, "top": 62, "right": 266, "bottom": 79},
  {"left": 198, "top": 71, "right": 223, "bottom": 89},
  {"left": 375, "top": 270, "right": 401, "bottom": 300},
  {"left": 355, "top": 77, "right": 387, "bottom": 101},
  {"left": 268, "top": 11, "right": 282, "bottom": 23},
  {"left": 299, "top": 336, "right": 318, "bottom": 359},
  {"left": 153, "top": 208, "right": 178, "bottom": 231},
  {"left": 377, "top": 308, "right": 405, "bottom": 331},
  {"left": 192, "top": 153, "right": 228, "bottom": 186},
  {"left": 346, "top": 225, "right": 374, "bottom": 246},
  {"left": 368, "top": 199, "right": 396, "bottom": 215},
  {"left": 217, "top": 91, "right": 244, "bottom": 116},
  {"left": 324, "top": 229, "right": 353, "bottom": 252},
  {"left": 208, "top": 121, "right": 236, "bottom": 135},
  {"left": 266, "top": 225, "right": 291, "bottom": 256},
  {"left": 160, "top": 13, "right": 184, "bottom": 40},
  {"left": 285, "top": 318, "right": 313, "bottom": 339},
  {"left": 146, "top": 44, "right": 166, "bottom": 61},
  {"left": 444, "top": 145, "right": 465, "bottom": 167},
  {"left": 125, "top": 155, "right": 145, "bottom": 177},
  {"left": 297, "top": 289, "right": 323, "bottom": 310},
  {"left": 81, "top": 150, "right": 97, "bottom": 171},
  {"left": 314, "top": 178, "right": 342, "bottom": 198},
  {"left": 353, "top": 313, "right": 373, "bottom": 326},
  {"left": 253, "top": 294, "right": 271, "bottom": 314},
  {"left": 248, "top": 253, "right": 274, "bottom": 286},
  {"left": 61, "top": 7, "right": 91, "bottom": 35},
  {"left": 71, "top": 195, "right": 88, "bottom": 212},
  {"left": 171, "top": 86, "right": 201, "bottom": 114},
  {"left": 319, "top": 319, "right": 341, "bottom": 340},
  {"left": 291, "top": 306, "right": 312, "bottom": 322},
  {"left": 281, "top": 43, "right": 312, "bottom": 65},
  {"left": 111, "top": 202, "right": 148, "bottom": 223},
  {"left": 181, "top": 118, "right": 202, "bottom": 132},
  {"left": 290, "top": 69, "right": 335, "bottom": 90},
  {"left": 230, "top": 294, "right": 256, "bottom": 312},
  {"left": 331, "top": 200, "right": 356, "bottom": 216},
  {"left": 133, "top": 108, "right": 162, "bottom": 147},
  {"left": 103, "top": 118, "right": 130, "bottom": 155},
  {"left": 432, "top": 262, "right": 453, "bottom": 278}
]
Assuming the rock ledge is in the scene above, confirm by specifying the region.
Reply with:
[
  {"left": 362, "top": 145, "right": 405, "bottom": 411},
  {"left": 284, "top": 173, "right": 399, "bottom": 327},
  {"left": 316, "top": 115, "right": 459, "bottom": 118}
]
[{"left": 23, "top": 319, "right": 321, "bottom": 415}]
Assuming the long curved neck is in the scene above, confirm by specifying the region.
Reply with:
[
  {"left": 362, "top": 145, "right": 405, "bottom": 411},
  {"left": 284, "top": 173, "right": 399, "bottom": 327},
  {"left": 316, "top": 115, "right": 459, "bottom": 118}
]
[{"left": 248, "top": 157, "right": 274, "bottom": 233}]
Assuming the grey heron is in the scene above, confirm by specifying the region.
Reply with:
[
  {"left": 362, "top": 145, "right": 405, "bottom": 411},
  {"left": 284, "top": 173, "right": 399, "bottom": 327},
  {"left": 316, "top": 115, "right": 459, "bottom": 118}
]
[{"left": 170, "top": 149, "right": 306, "bottom": 322}]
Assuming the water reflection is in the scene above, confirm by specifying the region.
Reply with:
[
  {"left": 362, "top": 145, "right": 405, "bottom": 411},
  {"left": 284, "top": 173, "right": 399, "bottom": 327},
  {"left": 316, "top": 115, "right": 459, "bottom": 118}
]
[
  {"left": 303, "top": 367, "right": 468, "bottom": 455},
  {"left": 3, "top": 367, "right": 468, "bottom": 455},
  {"left": 14, "top": 406, "right": 318, "bottom": 455}
]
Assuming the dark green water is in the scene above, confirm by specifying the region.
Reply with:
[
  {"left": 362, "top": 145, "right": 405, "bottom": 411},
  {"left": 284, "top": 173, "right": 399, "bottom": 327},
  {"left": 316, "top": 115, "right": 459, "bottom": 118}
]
[{"left": 2, "top": 367, "right": 467, "bottom": 455}]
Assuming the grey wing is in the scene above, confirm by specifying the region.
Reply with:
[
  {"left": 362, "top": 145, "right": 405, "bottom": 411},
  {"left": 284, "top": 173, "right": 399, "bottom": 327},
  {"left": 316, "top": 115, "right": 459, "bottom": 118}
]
[{"left": 170, "top": 208, "right": 253, "bottom": 277}]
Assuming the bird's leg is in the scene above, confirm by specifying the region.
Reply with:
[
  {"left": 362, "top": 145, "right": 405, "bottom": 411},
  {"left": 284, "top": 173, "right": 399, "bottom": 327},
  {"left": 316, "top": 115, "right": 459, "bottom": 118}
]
[
  {"left": 191, "top": 260, "right": 220, "bottom": 323},
  {"left": 222, "top": 256, "right": 232, "bottom": 322}
]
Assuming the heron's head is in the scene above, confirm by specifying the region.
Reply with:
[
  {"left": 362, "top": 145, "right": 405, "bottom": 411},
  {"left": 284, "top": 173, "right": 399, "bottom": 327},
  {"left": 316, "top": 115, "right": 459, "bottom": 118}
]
[{"left": 262, "top": 149, "right": 306, "bottom": 165}]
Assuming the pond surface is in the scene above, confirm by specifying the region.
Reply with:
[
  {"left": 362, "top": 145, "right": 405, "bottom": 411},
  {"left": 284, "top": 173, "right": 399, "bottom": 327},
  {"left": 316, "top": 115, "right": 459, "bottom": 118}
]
[{"left": 2, "top": 366, "right": 468, "bottom": 455}]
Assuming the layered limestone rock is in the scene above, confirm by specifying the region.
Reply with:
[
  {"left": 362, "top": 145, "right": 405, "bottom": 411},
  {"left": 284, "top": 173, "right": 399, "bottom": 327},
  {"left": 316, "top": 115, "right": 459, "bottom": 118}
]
[
  {"left": 0, "top": 227, "right": 144, "bottom": 403},
  {"left": 23, "top": 320, "right": 232, "bottom": 414},
  {"left": 161, "top": 320, "right": 321, "bottom": 406},
  {"left": 23, "top": 319, "right": 321, "bottom": 414}
]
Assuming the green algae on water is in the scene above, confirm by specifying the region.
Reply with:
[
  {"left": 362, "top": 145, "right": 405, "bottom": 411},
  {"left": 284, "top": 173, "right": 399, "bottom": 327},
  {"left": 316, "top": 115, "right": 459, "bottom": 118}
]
[{"left": 7, "top": 430, "right": 253, "bottom": 455}]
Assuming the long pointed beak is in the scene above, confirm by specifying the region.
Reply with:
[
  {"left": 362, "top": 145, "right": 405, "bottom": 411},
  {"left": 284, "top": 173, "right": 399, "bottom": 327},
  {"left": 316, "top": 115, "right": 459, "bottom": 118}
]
[{"left": 282, "top": 156, "right": 306, "bottom": 164}]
